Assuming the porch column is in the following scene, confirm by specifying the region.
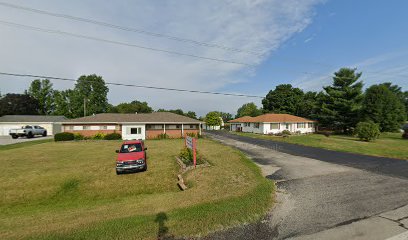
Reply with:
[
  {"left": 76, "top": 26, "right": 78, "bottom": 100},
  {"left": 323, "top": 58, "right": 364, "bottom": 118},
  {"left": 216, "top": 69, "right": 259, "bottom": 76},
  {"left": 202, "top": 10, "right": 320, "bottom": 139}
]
[
  {"left": 163, "top": 124, "right": 166, "bottom": 134},
  {"left": 199, "top": 123, "right": 202, "bottom": 135},
  {"left": 181, "top": 124, "right": 184, "bottom": 137}
]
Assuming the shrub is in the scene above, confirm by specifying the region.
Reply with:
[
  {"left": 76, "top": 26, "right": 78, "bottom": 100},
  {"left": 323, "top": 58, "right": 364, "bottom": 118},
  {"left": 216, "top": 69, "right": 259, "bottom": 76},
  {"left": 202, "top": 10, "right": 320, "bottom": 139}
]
[
  {"left": 54, "top": 132, "right": 74, "bottom": 142},
  {"left": 157, "top": 133, "right": 169, "bottom": 139},
  {"left": 186, "top": 132, "right": 196, "bottom": 138},
  {"left": 104, "top": 132, "right": 122, "bottom": 140},
  {"left": 92, "top": 133, "right": 106, "bottom": 140},
  {"left": 355, "top": 121, "right": 380, "bottom": 142},
  {"left": 403, "top": 129, "right": 408, "bottom": 139},
  {"left": 281, "top": 130, "right": 291, "bottom": 135},
  {"left": 179, "top": 147, "right": 205, "bottom": 166},
  {"left": 73, "top": 133, "right": 84, "bottom": 140},
  {"left": 317, "top": 131, "right": 333, "bottom": 137}
]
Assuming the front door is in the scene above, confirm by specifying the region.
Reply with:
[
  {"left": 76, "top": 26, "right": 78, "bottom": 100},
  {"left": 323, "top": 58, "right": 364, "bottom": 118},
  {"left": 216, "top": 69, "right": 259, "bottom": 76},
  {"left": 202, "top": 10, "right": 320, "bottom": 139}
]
[{"left": 122, "top": 125, "right": 145, "bottom": 140}]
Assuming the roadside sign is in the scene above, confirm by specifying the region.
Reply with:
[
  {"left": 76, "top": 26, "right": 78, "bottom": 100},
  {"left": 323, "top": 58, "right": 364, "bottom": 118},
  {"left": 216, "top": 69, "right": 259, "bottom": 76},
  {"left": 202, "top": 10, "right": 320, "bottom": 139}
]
[{"left": 185, "top": 136, "right": 197, "bottom": 168}]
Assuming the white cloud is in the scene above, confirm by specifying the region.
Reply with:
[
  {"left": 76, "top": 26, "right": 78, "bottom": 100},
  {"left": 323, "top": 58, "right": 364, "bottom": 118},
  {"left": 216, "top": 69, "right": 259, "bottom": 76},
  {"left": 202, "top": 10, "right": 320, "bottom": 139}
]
[{"left": 0, "top": 0, "right": 323, "bottom": 116}]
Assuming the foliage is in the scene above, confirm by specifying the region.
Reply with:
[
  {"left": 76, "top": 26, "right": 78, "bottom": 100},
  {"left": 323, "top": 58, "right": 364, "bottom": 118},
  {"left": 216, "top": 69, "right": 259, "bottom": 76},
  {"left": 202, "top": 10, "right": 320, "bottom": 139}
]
[
  {"left": 71, "top": 74, "right": 109, "bottom": 118},
  {"left": 355, "top": 121, "right": 380, "bottom": 142},
  {"left": 108, "top": 100, "right": 153, "bottom": 114},
  {"left": 262, "top": 84, "right": 304, "bottom": 115},
  {"left": 281, "top": 130, "right": 291, "bottom": 136},
  {"left": 53, "top": 89, "right": 75, "bottom": 118},
  {"left": 236, "top": 102, "right": 262, "bottom": 118},
  {"left": 27, "top": 79, "right": 55, "bottom": 115},
  {"left": 186, "top": 111, "right": 197, "bottom": 119},
  {"left": 402, "top": 128, "right": 408, "bottom": 139},
  {"left": 0, "top": 93, "right": 40, "bottom": 116},
  {"left": 186, "top": 132, "right": 197, "bottom": 138},
  {"left": 205, "top": 111, "right": 222, "bottom": 126},
  {"left": 157, "top": 109, "right": 197, "bottom": 119},
  {"left": 92, "top": 133, "right": 106, "bottom": 140},
  {"left": 157, "top": 133, "right": 169, "bottom": 139},
  {"left": 361, "top": 84, "right": 406, "bottom": 132},
  {"left": 178, "top": 147, "right": 205, "bottom": 165},
  {"left": 104, "top": 132, "right": 122, "bottom": 140},
  {"left": 54, "top": 132, "right": 75, "bottom": 141},
  {"left": 73, "top": 133, "right": 84, "bottom": 140},
  {"left": 315, "top": 68, "right": 364, "bottom": 133}
]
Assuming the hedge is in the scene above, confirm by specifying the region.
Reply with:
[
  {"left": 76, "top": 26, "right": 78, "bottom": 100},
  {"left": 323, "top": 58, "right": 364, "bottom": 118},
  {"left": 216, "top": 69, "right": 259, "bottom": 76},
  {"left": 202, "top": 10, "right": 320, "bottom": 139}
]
[{"left": 54, "top": 132, "right": 75, "bottom": 142}]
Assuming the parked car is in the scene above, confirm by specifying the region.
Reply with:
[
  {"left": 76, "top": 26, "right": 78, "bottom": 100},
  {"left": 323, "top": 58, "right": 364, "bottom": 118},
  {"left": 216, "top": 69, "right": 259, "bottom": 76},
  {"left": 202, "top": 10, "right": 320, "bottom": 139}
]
[
  {"left": 9, "top": 125, "right": 47, "bottom": 139},
  {"left": 115, "top": 140, "right": 147, "bottom": 175}
]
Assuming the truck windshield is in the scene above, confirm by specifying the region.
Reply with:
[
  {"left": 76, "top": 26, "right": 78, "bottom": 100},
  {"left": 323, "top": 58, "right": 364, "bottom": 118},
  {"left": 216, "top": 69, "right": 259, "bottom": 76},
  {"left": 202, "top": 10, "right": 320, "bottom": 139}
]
[{"left": 120, "top": 143, "right": 142, "bottom": 153}]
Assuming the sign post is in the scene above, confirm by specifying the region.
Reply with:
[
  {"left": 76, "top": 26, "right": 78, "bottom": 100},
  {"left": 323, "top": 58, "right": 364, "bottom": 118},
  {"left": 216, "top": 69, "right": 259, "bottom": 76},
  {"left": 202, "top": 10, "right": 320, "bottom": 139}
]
[{"left": 185, "top": 136, "right": 197, "bottom": 168}]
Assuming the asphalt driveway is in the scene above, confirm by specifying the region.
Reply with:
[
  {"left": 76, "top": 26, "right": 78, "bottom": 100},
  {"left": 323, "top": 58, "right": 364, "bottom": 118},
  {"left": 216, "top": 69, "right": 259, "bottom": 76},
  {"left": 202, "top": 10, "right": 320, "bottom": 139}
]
[
  {"left": 0, "top": 135, "right": 52, "bottom": 145},
  {"left": 203, "top": 131, "right": 408, "bottom": 240}
]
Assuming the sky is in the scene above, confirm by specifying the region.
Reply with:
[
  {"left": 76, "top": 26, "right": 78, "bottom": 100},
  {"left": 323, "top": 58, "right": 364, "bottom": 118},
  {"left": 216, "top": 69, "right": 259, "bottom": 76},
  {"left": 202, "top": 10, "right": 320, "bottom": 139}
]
[{"left": 0, "top": 0, "right": 407, "bottom": 117}]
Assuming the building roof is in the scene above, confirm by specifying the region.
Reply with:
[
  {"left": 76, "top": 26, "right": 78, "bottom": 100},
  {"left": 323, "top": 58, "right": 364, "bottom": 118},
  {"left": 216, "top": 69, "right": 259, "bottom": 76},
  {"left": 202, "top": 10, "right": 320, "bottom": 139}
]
[
  {"left": 0, "top": 115, "right": 67, "bottom": 123},
  {"left": 229, "top": 116, "right": 255, "bottom": 123},
  {"left": 63, "top": 112, "right": 202, "bottom": 124},
  {"left": 228, "top": 114, "right": 315, "bottom": 123}
]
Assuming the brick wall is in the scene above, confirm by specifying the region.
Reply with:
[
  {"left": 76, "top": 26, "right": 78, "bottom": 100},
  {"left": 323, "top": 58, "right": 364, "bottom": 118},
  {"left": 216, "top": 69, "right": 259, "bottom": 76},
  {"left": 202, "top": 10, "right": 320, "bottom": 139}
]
[
  {"left": 146, "top": 129, "right": 200, "bottom": 139},
  {"left": 65, "top": 130, "right": 121, "bottom": 137}
]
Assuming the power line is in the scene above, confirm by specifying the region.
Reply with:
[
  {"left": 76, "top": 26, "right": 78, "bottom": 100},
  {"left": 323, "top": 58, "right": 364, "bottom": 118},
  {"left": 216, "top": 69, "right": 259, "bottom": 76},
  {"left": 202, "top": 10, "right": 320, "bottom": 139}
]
[
  {"left": 0, "top": 71, "right": 265, "bottom": 98},
  {"left": 0, "top": 1, "right": 264, "bottom": 56},
  {"left": 0, "top": 20, "right": 255, "bottom": 67}
]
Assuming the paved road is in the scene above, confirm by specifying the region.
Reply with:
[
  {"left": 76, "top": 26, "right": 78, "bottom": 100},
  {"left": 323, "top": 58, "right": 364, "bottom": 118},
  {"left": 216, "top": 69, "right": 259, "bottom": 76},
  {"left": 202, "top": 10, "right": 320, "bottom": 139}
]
[
  {"left": 0, "top": 135, "right": 52, "bottom": 145},
  {"left": 203, "top": 131, "right": 408, "bottom": 240}
]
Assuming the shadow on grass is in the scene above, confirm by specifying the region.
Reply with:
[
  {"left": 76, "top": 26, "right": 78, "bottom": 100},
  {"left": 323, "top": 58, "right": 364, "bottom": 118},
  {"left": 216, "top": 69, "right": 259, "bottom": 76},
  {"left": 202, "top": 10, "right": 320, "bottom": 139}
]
[{"left": 155, "top": 212, "right": 175, "bottom": 240}]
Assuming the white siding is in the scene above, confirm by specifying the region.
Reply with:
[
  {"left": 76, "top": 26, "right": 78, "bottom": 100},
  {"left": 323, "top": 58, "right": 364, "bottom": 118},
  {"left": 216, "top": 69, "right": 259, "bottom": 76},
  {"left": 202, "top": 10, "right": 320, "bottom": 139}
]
[
  {"left": 238, "top": 122, "right": 315, "bottom": 135},
  {"left": 121, "top": 124, "right": 145, "bottom": 140}
]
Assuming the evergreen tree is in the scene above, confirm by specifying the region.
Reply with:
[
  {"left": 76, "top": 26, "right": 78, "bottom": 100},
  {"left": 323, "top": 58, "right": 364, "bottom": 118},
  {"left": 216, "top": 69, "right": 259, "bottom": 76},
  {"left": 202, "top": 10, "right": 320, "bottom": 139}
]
[{"left": 316, "top": 68, "right": 364, "bottom": 133}]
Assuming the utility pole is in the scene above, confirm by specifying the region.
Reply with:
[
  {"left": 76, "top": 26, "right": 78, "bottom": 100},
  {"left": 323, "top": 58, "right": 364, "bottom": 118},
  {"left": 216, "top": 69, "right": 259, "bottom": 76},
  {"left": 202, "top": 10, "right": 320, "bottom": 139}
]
[{"left": 84, "top": 97, "right": 86, "bottom": 117}]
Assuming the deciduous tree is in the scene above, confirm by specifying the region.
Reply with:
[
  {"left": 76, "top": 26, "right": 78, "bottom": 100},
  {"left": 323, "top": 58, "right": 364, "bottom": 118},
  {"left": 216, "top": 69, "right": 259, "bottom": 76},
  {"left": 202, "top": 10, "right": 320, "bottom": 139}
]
[
  {"left": 27, "top": 79, "right": 55, "bottom": 115},
  {"left": 262, "top": 84, "right": 304, "bottom": 115},
  {"left": 236, "top": 102, "right": 262, "bottom": 118},
  {"left": 0, "top": 93, "right": 40, "bottom": 116}
]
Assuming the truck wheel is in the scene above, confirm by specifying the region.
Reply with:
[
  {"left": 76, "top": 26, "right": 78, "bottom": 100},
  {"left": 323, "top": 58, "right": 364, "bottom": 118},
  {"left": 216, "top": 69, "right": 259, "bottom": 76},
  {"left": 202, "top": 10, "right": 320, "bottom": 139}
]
[
  {"left": 27, "top": 132, "right": 33, "bottom": 138},
  {"left": 116, "top": 170, "right": 121, "bottom": 175},
  {"left": 11, "top": 135, "right": 18, "bottom": 139},
  {"left": 42, "top": 131, "right": 47, "bottom": 137}
]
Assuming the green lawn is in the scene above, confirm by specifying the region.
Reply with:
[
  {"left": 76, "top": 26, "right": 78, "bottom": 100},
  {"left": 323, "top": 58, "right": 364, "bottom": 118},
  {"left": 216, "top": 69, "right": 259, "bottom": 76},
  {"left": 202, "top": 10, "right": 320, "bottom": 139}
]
[
  {"left": 231, "top": 131, "right": 408, "bottom": 160},
  {"left": 0, "top": 139, "right": 274, "bottom": 239}
]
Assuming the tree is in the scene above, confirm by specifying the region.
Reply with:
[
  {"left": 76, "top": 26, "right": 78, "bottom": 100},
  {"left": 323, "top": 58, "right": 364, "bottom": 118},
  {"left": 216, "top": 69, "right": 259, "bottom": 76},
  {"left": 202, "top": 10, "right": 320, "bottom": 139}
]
[
  {"left": 0, "top": 93, "right": 40, "bottom": 116},
  {"left": 236, "top": 102, "right": 262, "bottom": 118},
  {"left": 316, "top": 68, "right": 364, "bottom": 133},
  {"left": 109, "top": 100, "right": 153, "bottom": 114},
  {"left": 217, "top": 112, "right": 233, "bottom": 122},
  {"left": 298, "top": 91, "right": 318, "bottom": 119},
  {"left": 355, "top": 121, "right": 380, "bottom": 142},
  {"left": 71, "top": 74, "right": 109, "bottom": 117},
  {"left": 262, "top": 84, "right": 304, "bottom": 115},
  {"left": 53, "top": 90, "right": 76, "bottom": 118},
  {"left": 361, "top": 84, "right": 406, "bottom": 132},
  {"left": 186, "top": 111, "right": 197, "bottom": 119},
  {"left": 379, "top": 82, "right": 408, "bottom": 119},
  {"left": 27, "top": 79, "right": 55, "bottom": 115},
  {"left": 205, "top": 111, "right": 222, "bottom": 126}
]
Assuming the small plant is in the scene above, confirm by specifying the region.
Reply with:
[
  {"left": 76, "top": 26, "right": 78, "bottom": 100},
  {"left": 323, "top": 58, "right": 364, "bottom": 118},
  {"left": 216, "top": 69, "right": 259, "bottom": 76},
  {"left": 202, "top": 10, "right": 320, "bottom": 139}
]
[
  {"left": 281, "top": 130, "right": 291, "bottom": 135},
  {"left": 355, "top": 121, "right": 380, "bottom": 142},
  {"left": 104, "top": 132, "right": 122, "bottom": 140},
  {"left": 178, "top": 147, "right": 205, "bottom": 166},
  {"left": 186, "top": 132, "right": 196, "bottom": 138},
  {"left": 157, "top": 133, "right": 169, "bottom": 139},
  {"left": 54, "top": 132, "right": 74, "bottom": 142},
  {"left": 73, "top": 133, "right": 84, "bottom": 140},
  {"left": 92, "top": 133, "right": 106, "bottom": 140}
]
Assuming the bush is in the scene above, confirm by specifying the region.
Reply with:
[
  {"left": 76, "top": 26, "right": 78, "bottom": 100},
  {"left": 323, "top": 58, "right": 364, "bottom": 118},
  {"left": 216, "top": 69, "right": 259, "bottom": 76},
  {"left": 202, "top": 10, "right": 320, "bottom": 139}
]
[
  {"left": 281, "top": 130, "right": 291, "bottom": 135},
  {"left": 92, "top": 133, "right": 106, "bottom": 140},
  {"left": 157, "top": 133, "right": 169, "bottom": 139},
  {"left": 179, "top": 147, "right": 205, "bottom": 166},
  {"left": 73, "top": 133, "right": 84, "bottom": 140},
  {"left": 54, "top": 132, "right": 74, "bottom": 142},
  {"left": 104, "top": 132, "right": 122, "bottom": 140},
  {"left": 355, "top": 121, "right": 380, "bottom": 142},
  {"left": 317, "top": 131, "right": 333, "bottom": 137},
  {"left": 186, "top": 132, "right": 196, "bottom": 138}
]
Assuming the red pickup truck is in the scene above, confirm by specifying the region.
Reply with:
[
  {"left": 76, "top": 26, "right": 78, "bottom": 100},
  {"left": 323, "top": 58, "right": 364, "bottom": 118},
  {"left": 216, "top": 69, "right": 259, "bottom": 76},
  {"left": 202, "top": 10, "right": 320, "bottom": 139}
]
[{"left": 115, "top": 140, "right": 147, "bottom": 175}]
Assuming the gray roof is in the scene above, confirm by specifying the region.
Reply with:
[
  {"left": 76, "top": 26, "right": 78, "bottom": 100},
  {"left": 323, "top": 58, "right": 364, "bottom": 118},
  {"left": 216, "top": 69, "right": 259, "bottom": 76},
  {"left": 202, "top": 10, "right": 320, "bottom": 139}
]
[
  {"left": 0, "top": 115, "right": 67, "bottom": 123},
  {"left": 63, "top": 112, "right": 202, "bottom": 124}
]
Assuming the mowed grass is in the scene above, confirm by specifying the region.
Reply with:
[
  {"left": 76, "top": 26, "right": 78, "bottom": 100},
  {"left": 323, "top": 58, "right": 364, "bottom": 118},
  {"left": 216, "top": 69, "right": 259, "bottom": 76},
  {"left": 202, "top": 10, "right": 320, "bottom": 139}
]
[
  {"left": 232, "top": 131, "right": 408, "bottom": 160},
  {"left": 0, "top": 138, "right": 274, "bottom": 239}
]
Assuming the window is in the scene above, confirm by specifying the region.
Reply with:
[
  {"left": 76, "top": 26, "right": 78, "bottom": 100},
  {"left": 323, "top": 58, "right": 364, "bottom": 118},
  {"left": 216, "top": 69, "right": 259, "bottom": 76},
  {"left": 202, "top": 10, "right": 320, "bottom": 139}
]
[
  {"left": 297, "top": 122, "right": 305, "bottom": 128},
  {"left": 83, "top": 126, "right": 91, "bottom": 130},
  {"left": 146, "top": 124, "right": 163, "bottom": 130},
  {"left": 308, "top": 122, "right": 314, "bottom": 128},
  {"left": 100, "top": 126, "right": 108, "bottom": 130},
  {"left": 65, "top": 126, "right": 73, "bottom": 130},
  {"left": 270, "top": 123, "right": 280, "bottom": 130},
  {"left": 131, "top": 127, "right": 141, "bottom": 134},
  {"left": 254, "top": 123, "right": 260, "bottom": 128},
  {"left": 73, "top": 126, "right": 83, "bottom": 130},
  {"left": 285, "top": 123, "right": 290, "bottom": 130},
  {"left": 244, "top": 122, "right": 250, "bottom": 127}
]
